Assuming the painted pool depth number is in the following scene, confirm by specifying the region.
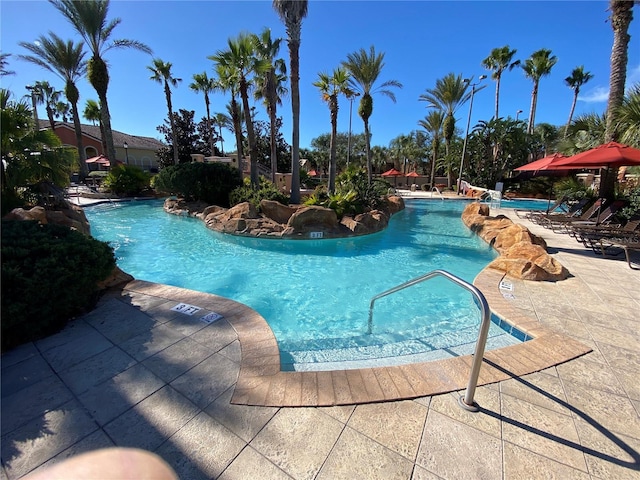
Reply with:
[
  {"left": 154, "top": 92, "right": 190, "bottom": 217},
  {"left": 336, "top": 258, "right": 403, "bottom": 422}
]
[
  {"left": 171, "top": 303, "right": 201, "bottom": 316},
  {"left": 309, "top": 231, "right": 323, "bottom": 239}
]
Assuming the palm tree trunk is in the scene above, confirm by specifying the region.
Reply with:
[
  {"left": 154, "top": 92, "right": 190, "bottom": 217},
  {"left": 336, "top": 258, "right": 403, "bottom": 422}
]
[
  {"left": 363, "top": 119, "right": 372, "bottom": 184},
  {"left": 46, "top": 105, "right": 56, "bottom": 132},
  {"left": 565, "top": 91, "right": 578, "bottom": 138},
  {"left": 231, "top": 97, "right": 244, "bottom": 182},
  {"left": 527, "top": 81, "right": 538, "bottom": 134},
  {"left": 494, "top": 75, "right": 501, "bottom": 119},
  {"left": 240, "top": 79, "right": 259, "bottom": 188},
  {"left": 290, "top": 39, "right": 302, "bottom": 204},
  {"left": 329, "top": 100, "right": 338, "bottom": 194},
  {"left": 165, "top": 82, "right": 179, "bottom": 165},
  {"left": 605, "top": 0, "right": 633, "bottom": 143},
  {"left": 70, "top": 101, "right": 88, "bottom": 178},
  {"left": 99, "top": 93, "right": 117, "bottom": 163},
  {"left": 205, "top": 95, "right": 214, "bottom": 156}
]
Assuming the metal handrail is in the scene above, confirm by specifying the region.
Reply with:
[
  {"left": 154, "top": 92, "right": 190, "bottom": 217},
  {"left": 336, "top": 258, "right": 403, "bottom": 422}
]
[
  {"left": 367, "top": 269, "right": 491, "bottom": 412},
  {"left": 430, "top": 186, "right": 444, "bottom": 201}
]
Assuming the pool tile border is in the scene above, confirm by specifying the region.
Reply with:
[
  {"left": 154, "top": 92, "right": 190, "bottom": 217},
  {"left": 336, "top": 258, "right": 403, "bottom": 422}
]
[{"left": 123, "top": 271, "right": 591, "bottom": 407}]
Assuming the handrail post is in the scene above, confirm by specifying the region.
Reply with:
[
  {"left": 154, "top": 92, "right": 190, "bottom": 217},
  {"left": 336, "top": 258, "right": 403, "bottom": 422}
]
[{"left": 368, "top": 269, "right": 491, "bottom": 412}]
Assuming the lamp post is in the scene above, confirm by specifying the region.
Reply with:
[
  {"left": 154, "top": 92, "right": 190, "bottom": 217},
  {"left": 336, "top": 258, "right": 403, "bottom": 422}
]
[
  {"left": 346, "top": 92, "right": 360, "bottom": 167},
  {"left": 516, "top": 109, "right": 523, "bottom": 121},
  {"left": 25, "top": 85, "right": 39, "bottom": 131},
  {"left": 123, "top": 141, "right": 129, "bottom": 164},
  {"left": 457, "top": 75, "right": 486, "bottom": 195}
]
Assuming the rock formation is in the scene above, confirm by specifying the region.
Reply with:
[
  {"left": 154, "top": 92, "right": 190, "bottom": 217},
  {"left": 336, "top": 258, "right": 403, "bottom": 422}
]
[
  {"left": 461, "top": 203, "right": 569, "bottom": 281},
  {"left": 164, "top": 196, "right": 406, "bottom": 239}
]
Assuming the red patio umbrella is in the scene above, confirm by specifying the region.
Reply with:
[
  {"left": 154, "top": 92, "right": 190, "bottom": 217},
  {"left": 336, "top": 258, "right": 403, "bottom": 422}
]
[
  {"left": 381, "top": 167, "right": 402, "bottom": 186},
  {"left": 551, "top": 142, "right": 640, "bottom": 169},
  {"left": 85, "top": 155, "right": 111, "bottom": 166},
  {"left": 514, "top": 153, "right": 567, "bottom": 173}
]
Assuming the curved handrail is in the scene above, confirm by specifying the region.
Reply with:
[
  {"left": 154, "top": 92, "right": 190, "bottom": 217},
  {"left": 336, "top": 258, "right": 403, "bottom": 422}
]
[
  {"left": 367, "top": 269, "right": 491, "bottom": 411},
  {"left": 430, "top": 186, "right": 444, "bottom": 201}
]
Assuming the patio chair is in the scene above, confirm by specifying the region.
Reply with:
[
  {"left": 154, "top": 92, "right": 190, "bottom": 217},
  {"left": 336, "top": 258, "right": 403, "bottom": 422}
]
[
  {"left": 527, "top": 197, "right": 589, "bottom": 225},
  {"left": 559, "top": 200, "right": 627, "bottom": 235},
  {"left": 514, "top": 196, "right": 568, "bottom": 219},
  {"left": 598, "top": 237, "right": 640, "bottom": 270},
  {"left": 572, "top": 211, "right": 640, "bottom": 251},
  {"left": 538, "top": 198, "right": 602, "bottom": 230}
]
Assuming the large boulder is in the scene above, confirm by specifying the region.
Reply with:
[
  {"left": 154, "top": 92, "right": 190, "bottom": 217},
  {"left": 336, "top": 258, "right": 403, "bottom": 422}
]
[
  {"left": 383, "top": 195, "right": 405, "bottom": 215},
  {"left": 4, "top": 202, "right": 91, "bottom": 236},
  {"left": 260, "top": 200, "right": 297, "bottom": 224},
  {"left": 286, "top": 206, "right": 339, "bottom": 235},
  {"left": 4, "top": 206, "right": 48, "bottom": 224},
  {"left": 492, "top": 224, "right": 547, "bottom": 252},
  {"left": 488, "top": 242, "right": 568, "bottom": 281}
]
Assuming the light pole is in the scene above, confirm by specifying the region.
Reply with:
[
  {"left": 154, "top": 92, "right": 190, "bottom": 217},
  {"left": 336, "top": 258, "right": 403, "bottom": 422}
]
[
  {"left": 123, "top": 141, "right": 129, "bottom": 164},
  {"left": 25, "top": 85, "right": 39, "bottom": 131},
  {"left": 516, "top": 109, "right": 523, "bottom": 121},
  {"left": 346, "top": 92, "right": 360, "bottom": 167},
  {"left": 457, "top": 75, "right": 486, "bottom": 195}
]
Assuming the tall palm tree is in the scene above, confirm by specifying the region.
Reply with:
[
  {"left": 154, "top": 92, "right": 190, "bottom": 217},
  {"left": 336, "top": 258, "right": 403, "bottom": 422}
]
[
  {"left": 605, "top": 0, "right": 634, "bottom": 143},
  {"left": 522, "top": 48, "right": 558, "bottom": 134},
  {"left": 189, "top": 71, "right": 216, "bottom": 156},
  {"left": 148, "top": 58, "right": 181, "bottom": 165},
  {"left": 83, "top": 98, "right": 107, "bottom": 154},
  {"left": 342, "top": 45, "right": 403, "bottom": 184},
  {"left": 313, "top": 67, "right": 351, "bottom": 193},
  {"left": 213, "top": 63, "right": 244, "bottom": 181},
  {"left": 210, "top": 33, "right": 268, "bottom": 187},
  {"left": 212, "top": 111, "right": 233, "bottom": 156},
  {"left": 50, "top": 0, "right": 152, "bottom": 163},
  {"left": 563, "top": 66, "right": 593, "bottom": 137},
  {"left": 418, "top": 110, "right": 444, "bottom": 187},
  {"left": 419, "top": 73, "right": 471, "bottom": 162},
  {"left": 252, "top": 28, "right": 287, "bottom": 183},
  {"left": 273, "top": 0, "right": 308, "bottom": 203},
  {"left": 18, "top": 33, "right": 89, "bottom": 177},
  {"left": 54, "top": 101, "right": 71, "bottom": 122},
  {"left": 481, "top": 45, "right": 520, "bottom": 119},
  {"left": 32, "top": 80, "right": 61, "bottom": 132}
]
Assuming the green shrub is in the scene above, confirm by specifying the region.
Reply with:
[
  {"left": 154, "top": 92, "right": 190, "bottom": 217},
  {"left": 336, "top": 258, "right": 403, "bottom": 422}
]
[
  {"left": 153, "top": 162, "right": 242, "bottom": 207},
  {"left": 230, "top": 176, "right": 289, "bottom": 208},
  {"left": 1, "top": 220, "right": 116, "bottom": 351},
  {"left": 103, "top": 165, "right": 150, "bottom": 196}
]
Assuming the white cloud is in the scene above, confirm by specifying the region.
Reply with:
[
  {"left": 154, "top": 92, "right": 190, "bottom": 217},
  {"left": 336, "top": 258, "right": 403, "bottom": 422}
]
[{"left": 579, "top": 86, "right": 609, "bottom": 103}]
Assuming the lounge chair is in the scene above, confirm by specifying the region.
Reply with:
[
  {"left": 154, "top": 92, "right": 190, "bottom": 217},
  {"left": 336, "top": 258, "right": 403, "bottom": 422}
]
[
  {"left": 572, "top": 212, "right": 640, "bottom": 251},
  {"left": 598, "top": 237, "right": 640, "bottom": 269},
  {"left": 559, "top": 200, "right": 627, "bottom": 235},
  {"left": 539, "top": 198, "right": 603, "bottom": 231},
  {"left": 514, "top": 196, "right": 568, "bottom": 220},
  {"left": 528, "top": 197, "right": 590, "bottom": 225}
]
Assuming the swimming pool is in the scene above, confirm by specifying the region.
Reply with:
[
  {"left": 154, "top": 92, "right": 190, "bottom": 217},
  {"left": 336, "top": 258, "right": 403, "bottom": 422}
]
[{"left": 86, "top": 198, "right": 532, "bottom": 370}]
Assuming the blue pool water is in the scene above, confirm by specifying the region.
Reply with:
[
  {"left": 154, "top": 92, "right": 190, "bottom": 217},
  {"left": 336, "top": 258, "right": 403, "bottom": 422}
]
[{"left": 86, "top": 198, "right": 534, "bottom": 370}]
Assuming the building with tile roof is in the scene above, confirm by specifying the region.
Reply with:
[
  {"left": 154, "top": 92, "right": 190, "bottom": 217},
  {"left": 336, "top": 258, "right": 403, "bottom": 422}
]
[{"left": 39, "top": 120, "right": 165, "bottom": 173}]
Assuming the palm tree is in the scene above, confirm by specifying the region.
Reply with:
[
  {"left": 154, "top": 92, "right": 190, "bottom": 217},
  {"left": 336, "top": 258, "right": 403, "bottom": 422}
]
[
  {"left": 148, "top": 58, "right": 181, "bottom": 165},
  {"left": 617, "top": 83, "right": 640, "bottom": 148},
  {"left": 313, "top": 67, "right": 351, "bottom": 193},
  {"left": 252, "top": 28, "right": 287, "bottom": 183},
  {"left": 419, "top": 73, "right": 471, "bottom": 162},
  {"left": 210, "top": 33, "right": 268, "bottom": 187},
  {"left": 522, "top": 49, "right": 558, "bottom": 134},
  {"left": 564, "top": 66, "right": 593, "bottom": 137},
  {"left": 54, "top": 101, "right": 71, "bottom": 122},
  {"left": 189, "top": 71, "right": 216, "bottom": 156},
  {"left": 83, "top": 98, "right": 107, "bottom": 154},
  {"left": 0, "top": 52, "right": 15, "bottom": 76},
  {"left": 342, "top": 45, "right": 403, "bottom": 184},
  {"left": 50, "top": 0, "right": 152, "bottom": 163},
  {"left": 481, "top": 45, "right": 520, "bottom": 119},
  {"left": 418, "top": 110, "right": 445, "bottom": 187},
  {"left": 18, "top": 33, "right": 89, "bottom": 177},
  {"left": 273, "top": 0, "right": 308, "bottom": 203},
  {"left": 213, "top": 63, "right": 244, "bottom": 181},
  {"left": 31, "top": 81, "right": 60, "bottom": 132},
  {"left": 212, "top": 111, "right": 233, "bottom": 156}
]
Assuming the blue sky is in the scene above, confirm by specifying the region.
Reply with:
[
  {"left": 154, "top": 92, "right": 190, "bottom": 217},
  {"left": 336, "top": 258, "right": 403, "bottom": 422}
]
[{"left": 2, "top": 0, "right": 639, "bottom": 151}]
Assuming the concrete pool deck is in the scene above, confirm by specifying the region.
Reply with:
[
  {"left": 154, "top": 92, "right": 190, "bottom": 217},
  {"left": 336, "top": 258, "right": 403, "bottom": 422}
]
[{"left": 2, "top": 202, "right": 640, "bottom": 479}]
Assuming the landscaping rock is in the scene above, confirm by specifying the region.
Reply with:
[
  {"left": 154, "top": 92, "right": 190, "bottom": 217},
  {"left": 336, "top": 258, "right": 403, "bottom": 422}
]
[
  {"left": 287, "top": 206, "right": 339, "bottom": 234},
  {"left": 260, "top": 200, "right": 297, "bottom": 224}
]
